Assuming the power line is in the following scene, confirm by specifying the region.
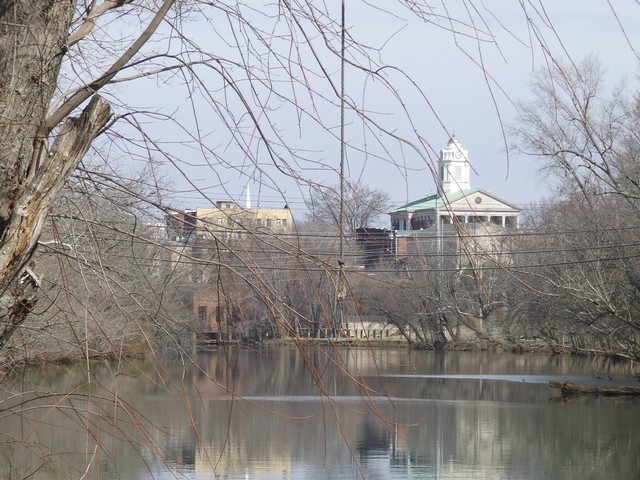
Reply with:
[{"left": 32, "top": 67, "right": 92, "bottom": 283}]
[{"left": 40, "top": 239, "right": 640, "bottom": 274}]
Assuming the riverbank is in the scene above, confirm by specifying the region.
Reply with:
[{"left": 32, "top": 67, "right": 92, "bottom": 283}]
[
  {"left": 0, "top": 344, "right": 148, "bottom": 373},
  {"left": 261, "top": 337, "right": 559, "bottom": 354},
  {"left": 1, "top": 335, "right": 631, "bottom": 373}
]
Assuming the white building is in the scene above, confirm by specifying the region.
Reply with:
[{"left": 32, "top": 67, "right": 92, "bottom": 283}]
[
  {"left": 390, "top": 136, "right": 520, "bottom": 232},
  {"left": 385, "top": 136, "right": 520, "bottom": 268}
]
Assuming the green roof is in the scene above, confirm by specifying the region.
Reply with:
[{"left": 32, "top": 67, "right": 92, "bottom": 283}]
[{"left": 394, "top": 189, "right": 474, "bottom": 212}]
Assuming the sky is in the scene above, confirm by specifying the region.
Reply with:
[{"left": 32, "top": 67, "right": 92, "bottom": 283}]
[{"left": 107, "top": 1, "right": 640, "bottom": 225}]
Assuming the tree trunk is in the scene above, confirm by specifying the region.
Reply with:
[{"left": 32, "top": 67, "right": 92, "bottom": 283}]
[{"left": 0, "top": 1, "right": 112, "bottom": 348}]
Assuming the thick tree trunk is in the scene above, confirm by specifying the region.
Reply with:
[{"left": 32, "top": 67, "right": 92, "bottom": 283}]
[
  {"left": 0, "top": 1, "right": 71, "bottom": 221},
  {"left": 0, "top": 2, "right": 111, "bottom": 347}
]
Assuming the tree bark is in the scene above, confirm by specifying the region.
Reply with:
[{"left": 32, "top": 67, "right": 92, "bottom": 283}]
[{"left": 0, "top": 1, "right": 71, "bottom": 223}]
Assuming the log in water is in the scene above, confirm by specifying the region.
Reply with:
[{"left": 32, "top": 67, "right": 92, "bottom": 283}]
[{"left": 549, "top": 381, "right": 640, "bottom": 396}]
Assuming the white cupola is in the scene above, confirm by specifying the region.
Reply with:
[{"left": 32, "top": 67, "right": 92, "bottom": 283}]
[{"left": 438, "top": 135, "right": 470, "bottom": 194}]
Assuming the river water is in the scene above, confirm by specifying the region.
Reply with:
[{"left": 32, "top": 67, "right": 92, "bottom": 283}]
[{"left": 1, "top": 347, "right": 639, "bottom": 479}]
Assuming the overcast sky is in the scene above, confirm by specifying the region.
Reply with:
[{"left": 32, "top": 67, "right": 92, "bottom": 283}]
[{"left": 112, "top": 1, "right": 640, "bottom": 223}]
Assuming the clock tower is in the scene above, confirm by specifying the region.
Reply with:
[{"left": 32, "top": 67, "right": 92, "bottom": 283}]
[{"left": 438, "top": 135, "right": 470, "bottom": 194}]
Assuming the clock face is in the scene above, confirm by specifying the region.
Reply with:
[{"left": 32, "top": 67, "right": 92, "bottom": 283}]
[
  {"left": 475, "top": 196, "right": 482, "bottom": 204},
  {"left": 455, "top": 152, "right": 462, "bottom": 159}
]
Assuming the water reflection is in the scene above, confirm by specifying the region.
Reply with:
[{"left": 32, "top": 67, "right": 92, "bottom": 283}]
[{"left": 0, "top": 348, "right": 639, "bottom": 479}]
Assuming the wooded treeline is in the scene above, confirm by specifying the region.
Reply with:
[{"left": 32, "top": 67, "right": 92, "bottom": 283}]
[{"left": 10, "top": 182, "right": 640, "bottom": 364}]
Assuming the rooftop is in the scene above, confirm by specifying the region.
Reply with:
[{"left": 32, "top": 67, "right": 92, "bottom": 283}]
[{"left": 394, "top": 189, "right": 474, "bottom": 213}]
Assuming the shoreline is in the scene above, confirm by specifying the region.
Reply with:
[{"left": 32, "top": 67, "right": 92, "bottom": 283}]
[{"left": 2, "top": 337, "right": 633, "bottom": 372}]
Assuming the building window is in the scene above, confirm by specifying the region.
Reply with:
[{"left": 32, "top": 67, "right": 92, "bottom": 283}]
[
  {"left": 227, "top": 217, "right": 233, "bottom": 226},
  {"left": 266, "top": 219, "right": 272, "bottom": 227},
  {"left": 198, "top": 306, "right": 207, "bottom": 323},
  {"left": 217, "top": 218, "right": 222, "bottom": 225},
  {"left": 282, "top": 218, "right": 287, "bottom": 227},
  {"left": 276, "top": 219, "right": 281, "bottom": 226},
  {"left": 256, "top": 218, "right": 262, "bottom": 227}
]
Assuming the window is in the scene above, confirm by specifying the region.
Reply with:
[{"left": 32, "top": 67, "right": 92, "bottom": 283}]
[
  {"left": 282, "top": 218, "right": 287, "bottom": 227},
  {"left": 256, "top": 218, "right": 262, "bottom": 227},
  {"left": 266, "top": 219, "right": 272, "bottom": 227},
  {"left": 217, "top": 218, "right": 222, "bottom": 225},
  {"left": 198, "top": 306, "right": 207, "bottom": 323},
  {"left": 276, "top": 219, "right": 281, "bottom": 226}
]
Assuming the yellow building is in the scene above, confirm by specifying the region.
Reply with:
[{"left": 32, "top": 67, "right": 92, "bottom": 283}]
[{"left": 196, "top": 201, "right": 293, "bottom": 238}]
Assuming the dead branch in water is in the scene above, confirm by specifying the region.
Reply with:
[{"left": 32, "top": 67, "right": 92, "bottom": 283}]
[{"left": 549, "top": 381, "right": 640, "bottom": 396}]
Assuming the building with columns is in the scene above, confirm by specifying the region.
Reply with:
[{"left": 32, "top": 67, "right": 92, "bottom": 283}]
[
  {"left": 390, "top": 135, "right": 520, "bottom": 232},
  {"left": 386, "top": 136, "right": 520, "bottom": 266}
]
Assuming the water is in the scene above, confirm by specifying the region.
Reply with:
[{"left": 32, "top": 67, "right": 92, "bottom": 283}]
[{"left": 1, "top": 347, "right": 639, "bottom": 479}]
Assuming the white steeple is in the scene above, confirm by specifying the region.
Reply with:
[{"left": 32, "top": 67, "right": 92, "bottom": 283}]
[
  {"left": 438, "top": 135, "right": 470, "bottom": 194},
  {"left": 245, "top": 185, "right": 251, "bottom": 209}
]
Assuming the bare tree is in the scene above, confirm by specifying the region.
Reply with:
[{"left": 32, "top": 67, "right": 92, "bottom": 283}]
[
  {"left": 306, "top": 184, "right": 391, "bottom": 232},
  {"left": 2, "top": 164, "right": 192, "bottom": 365},
  {"left": 511, "top": 55, "right": 640, "bottom": 205},
  {"left": 504, "top": 192, "right": 640, "bottom": 358},
  {"left": 509, "top": 56, "right": 640, "bottom": 358},
  {"left": 0, "top": 0, "right": 171, "bottom": 348}
]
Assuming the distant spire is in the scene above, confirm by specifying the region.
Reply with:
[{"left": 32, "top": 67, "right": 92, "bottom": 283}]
[{"left": 245, "top": 185, "right": 251, "bottom": 209}]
